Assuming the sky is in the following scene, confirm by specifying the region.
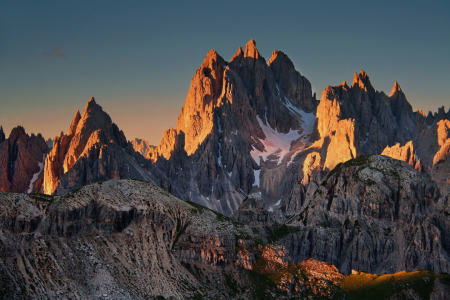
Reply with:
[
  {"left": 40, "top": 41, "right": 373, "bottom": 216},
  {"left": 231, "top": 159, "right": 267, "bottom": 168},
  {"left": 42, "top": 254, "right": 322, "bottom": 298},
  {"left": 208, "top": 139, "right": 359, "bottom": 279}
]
[{"left": 1, "top": 0, "right": 449, "bottom": 145}]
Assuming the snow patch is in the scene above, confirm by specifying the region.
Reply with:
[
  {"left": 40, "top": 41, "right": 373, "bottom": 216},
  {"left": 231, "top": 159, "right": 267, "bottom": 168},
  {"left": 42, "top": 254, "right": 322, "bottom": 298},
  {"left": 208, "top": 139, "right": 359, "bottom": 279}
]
[
  {"left": 268, "top": 207, "right": 274, "bottom": 212},
  {"left": 274, "top": 199, "right": 281, "bottom": 206},
  {"left": 217, "top": 116, "right": 223, "bottom": 133},
  {"left": 228, "top": 171, "right": 232, "bottom": 178},
  {"left": 251, "top": 116, "right": 303, "bottom": 165},
  {"left": 253, "top": 169, "right": 261, "bottom": 186},
  {"left": 27, "top": 154, "right": 45, "bottom": 193},
  {"left": 283, "top": 97, "right": 316, "bottom": 138},
  {"left": 218, "top": 141, "right": 222, "bottom": 166}
]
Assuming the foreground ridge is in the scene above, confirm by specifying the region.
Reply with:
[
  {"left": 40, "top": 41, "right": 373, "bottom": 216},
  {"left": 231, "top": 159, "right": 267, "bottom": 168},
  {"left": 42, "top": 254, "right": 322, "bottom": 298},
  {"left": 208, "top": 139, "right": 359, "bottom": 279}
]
[{"left": 1, "top": 178, "right": 450, "bottom": 299}]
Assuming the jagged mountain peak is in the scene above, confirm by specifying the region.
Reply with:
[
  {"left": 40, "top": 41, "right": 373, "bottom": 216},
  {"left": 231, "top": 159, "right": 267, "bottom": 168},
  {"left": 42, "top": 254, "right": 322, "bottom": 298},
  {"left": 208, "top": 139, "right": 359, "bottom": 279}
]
[
  {"left": 244, "top": 39, "right": 260, "bottom": 59},
  {"left": 43, "top": 97, "right": 132, "bottom": 194},
  {"left": 8, "top": 125, "right": 27, "bottom": 141},
  {"left": 231, "top": 45, "right": 244, "bottom": 63},
  {"left": 352, "top": 69, "right": 375, "bottom": 95},
  {"left": 390, "top": 81, "right": 402, "bottom": 97},
  {"left": 68, "top": 109, "right": 81, "bottom": 136}
]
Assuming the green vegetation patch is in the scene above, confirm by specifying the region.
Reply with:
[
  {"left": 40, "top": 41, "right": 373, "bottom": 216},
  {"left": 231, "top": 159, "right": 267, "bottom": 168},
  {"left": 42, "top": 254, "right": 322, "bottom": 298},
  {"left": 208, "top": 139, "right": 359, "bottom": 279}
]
[
  {"left": 339, "top": 270, "right": 450, "bottom": 300},
  {"left": 28, "top": 193, "right": 55, "bottom": 203},
  {"left": 322, "top": 155, "right": 373, "bottom": 186}
]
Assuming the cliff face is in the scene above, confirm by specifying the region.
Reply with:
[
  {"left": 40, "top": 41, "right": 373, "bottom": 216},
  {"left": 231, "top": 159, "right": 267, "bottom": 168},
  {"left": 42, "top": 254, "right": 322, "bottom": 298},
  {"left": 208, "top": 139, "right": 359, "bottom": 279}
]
[
  {"left": 0, "top": 126, "right": 49, "bottom": 193},
  {"left": 280, "top": 155, "right": 450, "bottom": 275}
]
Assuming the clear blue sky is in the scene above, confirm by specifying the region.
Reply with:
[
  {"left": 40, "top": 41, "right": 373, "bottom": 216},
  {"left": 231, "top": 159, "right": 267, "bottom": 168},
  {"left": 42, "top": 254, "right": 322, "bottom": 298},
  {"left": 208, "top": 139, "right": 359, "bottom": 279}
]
[{"left": 1, "top": 0, "right": 449, "bottom": 145}]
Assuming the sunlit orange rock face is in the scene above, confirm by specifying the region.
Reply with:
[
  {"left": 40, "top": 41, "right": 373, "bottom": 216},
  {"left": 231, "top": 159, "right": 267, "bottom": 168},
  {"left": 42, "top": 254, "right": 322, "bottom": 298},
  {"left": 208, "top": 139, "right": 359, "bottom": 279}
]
[
  {"left": 43, "top": 110, "right": 81, "bottom": 194},
  {"left": 147, "top": 128, "right": 183, "bottom": 162},
  {"left": 381, "top": 141, "right": 423, "bottom": 171},
  {"left": 311, "top": 82, "right": 359, "bottom": 171},
  {"left": 130, "top": 138, "right": 153, "bottom": 157},
  {"left": 431, "top": 120, "right": 450, "bottom": 194},
  {"left": 175, "top": 50, "right": 225, "bottom": 156},
  {"left": 151, "top": 39, "right": 315, "bottom": 162},
  {"left": 43, "top": 97, "right": 127, "bottom": 194}
]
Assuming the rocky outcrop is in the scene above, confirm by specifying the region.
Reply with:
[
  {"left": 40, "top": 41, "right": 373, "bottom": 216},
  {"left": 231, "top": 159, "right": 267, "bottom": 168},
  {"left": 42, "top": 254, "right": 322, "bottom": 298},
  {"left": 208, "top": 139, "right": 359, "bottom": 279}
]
[
  {"left": 381, "top": 141, "right": 423, "bottom": 171},
  {"left": 1, "top": 179, "right": 449, "bottom": 299},
  {"left": 280, "top": 155, "right": 449, "bottom": 275},
  {"left": 43, "top": 98, "right": 157, "bottom": 195},
  {"left": 232, "top": 193, "right": 285, "bottom": 226},
  {"left": 0, "top": 179, "right": 273, "bottom": 299},
  {"left": 431, "top": 120, "right": 450, "bottom": 195},
  {"left": 129, "top": 138, "right": 154, "bottom": 157},
  {"left": 0, "top": 126, "right": 49, "bottom": 193}
]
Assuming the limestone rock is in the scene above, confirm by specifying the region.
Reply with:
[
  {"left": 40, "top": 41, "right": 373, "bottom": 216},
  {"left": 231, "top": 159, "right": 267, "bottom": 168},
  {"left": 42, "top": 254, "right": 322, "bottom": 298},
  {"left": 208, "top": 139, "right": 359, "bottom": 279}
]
[
  {"left": 43, "top": 109, "right": 81, "bottom": 194},
  {"left": 381, "top": 141, "right": 418, "bottom": 168},
  {"left": 129, "top": 138, "right": 154, "bottom": 157},
  {"left": 0, "top": 180, "right": 255, "bottom": 299},
  {"left": 431, "top": 120, "right": 450, "bottom": 195},
  {"left": 268, "top": 50, "right": 316, "bottom": 113},
  {"left": 281, "top": 155, "right": 448, "bottom": 275},
  {"left": 301, "top": 152, "right": 323, "bottom": 186},
  {"left": 148, "top": 40, "right": 316, "bottom": 215},
  {"left": 232, "top": 193, "right": 285, "bottom": 226},
  {"left": 0, "top": 126, "right": 48, "bottom": 193},
  {"left": 43, "top": 98, "right": 157, "bottom": 195}
]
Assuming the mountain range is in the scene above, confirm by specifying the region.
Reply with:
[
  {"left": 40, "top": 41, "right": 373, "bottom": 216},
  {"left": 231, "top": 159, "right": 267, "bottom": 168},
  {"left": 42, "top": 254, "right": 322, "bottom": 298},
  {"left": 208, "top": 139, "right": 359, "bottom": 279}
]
[{"left": 1, "top": 40, "right": 450, "bottom": 299}]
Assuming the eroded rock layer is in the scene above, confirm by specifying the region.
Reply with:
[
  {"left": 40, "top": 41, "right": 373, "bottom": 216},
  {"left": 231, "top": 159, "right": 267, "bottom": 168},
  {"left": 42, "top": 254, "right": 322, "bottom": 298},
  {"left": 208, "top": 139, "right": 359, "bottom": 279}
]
[{"left": 280, "top": 155, "right": 450, "bottom": 275}]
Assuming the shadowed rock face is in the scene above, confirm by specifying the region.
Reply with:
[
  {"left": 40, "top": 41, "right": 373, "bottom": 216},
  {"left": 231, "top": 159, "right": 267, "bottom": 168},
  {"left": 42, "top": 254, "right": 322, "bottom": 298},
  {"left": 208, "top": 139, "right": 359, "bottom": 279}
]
[
  {"left": 279, "top": 155, "right": 450, "bottom": 275},
  {"left": 268, "top": 50, "right": 316, "bottom": 113},
  {"left": 0, "top": 126, "right": 49, "bottom": 193}
]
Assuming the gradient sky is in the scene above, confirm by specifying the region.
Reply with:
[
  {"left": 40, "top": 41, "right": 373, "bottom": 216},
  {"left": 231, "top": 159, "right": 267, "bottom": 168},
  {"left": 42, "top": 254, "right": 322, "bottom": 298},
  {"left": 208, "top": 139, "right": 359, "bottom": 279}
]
[{"left": 1, "top": 0, "right": 449, "bottom": 145}]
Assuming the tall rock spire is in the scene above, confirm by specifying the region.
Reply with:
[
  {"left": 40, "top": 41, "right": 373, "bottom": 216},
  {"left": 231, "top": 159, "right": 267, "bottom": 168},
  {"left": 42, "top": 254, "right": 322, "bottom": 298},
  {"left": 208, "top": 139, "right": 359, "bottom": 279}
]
[
  {"left": 390, "top": 81, "right": 401, "bottom": 97},
  {"left": 244, "top": 39, "right": 260, "bottom": 59}
]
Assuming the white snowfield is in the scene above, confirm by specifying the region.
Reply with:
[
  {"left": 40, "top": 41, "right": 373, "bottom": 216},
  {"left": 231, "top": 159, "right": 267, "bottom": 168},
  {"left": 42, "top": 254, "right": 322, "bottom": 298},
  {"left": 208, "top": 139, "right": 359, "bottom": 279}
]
[
  {"left": 250, "top": 103, "right": 316, "bottom": 167},
  {"left": 27, "top": 154, "right": 45, "bottom": 193}
]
